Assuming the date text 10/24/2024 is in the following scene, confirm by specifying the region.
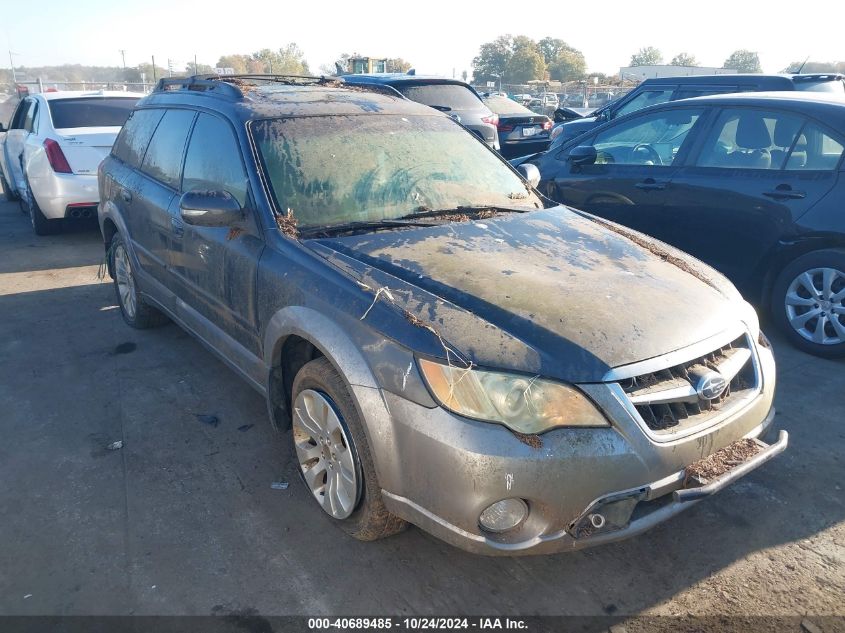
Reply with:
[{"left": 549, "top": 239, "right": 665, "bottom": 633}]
[{"left": 308, "top": 618, "right": 529, "bottom": 630}]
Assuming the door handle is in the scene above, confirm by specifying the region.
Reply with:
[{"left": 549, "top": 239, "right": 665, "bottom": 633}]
[
  {"left": 762, "top": 185, "right": 805, "bottom": 200},
  {"left": 120, "top": 189, "right": 132, "bottom": 203},
  {"left": 635, "top": 178, "right": 667, "bottom": 191}
]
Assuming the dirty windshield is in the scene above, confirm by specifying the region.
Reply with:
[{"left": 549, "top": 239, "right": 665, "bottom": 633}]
[{"left": 250, "top": 114, "right": 541, "bottom": 230}]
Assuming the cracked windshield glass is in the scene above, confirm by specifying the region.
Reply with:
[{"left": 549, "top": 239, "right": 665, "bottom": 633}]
[{"left": 250, "top": 114, "right": 542, "bottom": 229}]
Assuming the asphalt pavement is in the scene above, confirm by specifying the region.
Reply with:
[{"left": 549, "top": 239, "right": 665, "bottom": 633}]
[{"left": 0, "top": 194, "right": 842, "bottom": 618}]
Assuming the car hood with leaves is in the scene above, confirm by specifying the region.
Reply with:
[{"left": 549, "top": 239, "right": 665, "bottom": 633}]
[{"left": 305, "top": 206, "right": 747, "bottom": 383}]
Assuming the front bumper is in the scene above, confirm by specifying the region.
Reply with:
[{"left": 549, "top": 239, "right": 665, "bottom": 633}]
[
  {"left": 371, "top": 339, "right": 780, "bottom": 555},
  {"left": 29, "top": 173, "right": 99, "bottom": 219}
]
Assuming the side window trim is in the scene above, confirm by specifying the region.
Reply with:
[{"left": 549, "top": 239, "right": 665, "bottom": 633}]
[
  {"left": 181, "top": 111, "right": 250, "bottom": 202},
  {"left": 137, "top": 108, "right": 197, "bottom": 191},
  {"left": 785, "top": 115, "right": 845, "bottom": 172}
]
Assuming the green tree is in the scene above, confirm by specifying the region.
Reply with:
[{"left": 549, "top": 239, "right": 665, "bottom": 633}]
[
  {"left": 670, "top": 53, "right": 698, "bottom": 67},
  {"left": 549, "top": 48, "right": 586, "bottom": 82},
  {"left": 506, "top": 36, "right": 546, "bottom": 83},
  {"left": 537, "top": 37, "right": 570, "bottom": 65},
  {"left": 386, "top": 58, "right": 412, "bottom": 73},
  {"left": 723, "top": 49, "right": 762, "bottom": 73},
  {"left": 472, "top": 35, "right": 513, "bottom": 83},
  {"left": 630, "top": 47, "right": 663, "bottom": 66},
  {"left": 216, "top": 54, "right": 252, "bottom": 74}
]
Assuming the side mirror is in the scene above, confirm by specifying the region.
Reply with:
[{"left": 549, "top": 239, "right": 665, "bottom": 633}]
[
  {"left": 517, "top": 163, "right": 541, "bottom": 188},
  {"left": 568, "top": 145, "right": 597, "bottom": 166},
  {"left": 179, "top": 190, "right": 242, "bottom": 227}
]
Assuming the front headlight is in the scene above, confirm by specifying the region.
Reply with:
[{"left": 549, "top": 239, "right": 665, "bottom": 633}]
[{"left": 418, "top": 358, "right": 609, "bottom": 434}]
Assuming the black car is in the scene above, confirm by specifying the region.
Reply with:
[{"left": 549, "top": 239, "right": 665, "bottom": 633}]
[
  {"left": 342, "top": 73, "right": 499, "bottom": 150},
  {"left": 482, "top": 95, "right": 551, "bottom": 158},
  {"left": 551, "top": 73, "right": 845, "bottom": 149},
  {"left": 522, "top": 92, "right": 845, "bottom": 357}
]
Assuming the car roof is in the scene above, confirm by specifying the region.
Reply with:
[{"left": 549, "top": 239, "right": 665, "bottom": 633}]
[
  {"left": 341, "top": 73, "right": 469, "bottom": 86},
  {"left": 139, "top": 76, "right": 442, "bottom": 121},
  {"left": 35, "top": 90, "right": 146, "bottom": 101},
  {"left": 640, "top": 73, "right": 844, "bottom": 87},
  {"left": 652, "top": 91, "right": 845, "bottom": 124}
]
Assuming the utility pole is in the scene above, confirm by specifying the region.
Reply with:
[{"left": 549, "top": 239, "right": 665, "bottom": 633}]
[
  {"left": 8, "top": 51, "right": 19, "bottom": 83},
  {"left": 194, "top": 54, "right": 198, "bottom": 75},
  {"left": 167, "top": 58, "right": 173, "bottom": 77},
  {"left": 119, "top": 49, "right": 126, "bottom": 70},
  {"left": 152, "top": 55, "right": 157, "bottom": 83}
]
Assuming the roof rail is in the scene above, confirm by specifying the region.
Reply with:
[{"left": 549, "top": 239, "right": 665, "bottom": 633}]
[
  {"left": 153, "top": 76, "right": 244, "bottom": 99},
  {"left": 206, "top": 73, "right": 344, "bottom": 86}
]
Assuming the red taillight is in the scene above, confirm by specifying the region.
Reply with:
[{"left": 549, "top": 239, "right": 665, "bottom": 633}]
[
  {"left": 482, "top": 113, "right": 499, "bottom": 126},
  {"left": 498, "top": 124, "right": 514, "bottom": 132},
  {"left": 44, "top": 138, "right": 72, "bottom": 174},
  {"left": 543, "top": 120, "right": 552, "bottom": 131}
]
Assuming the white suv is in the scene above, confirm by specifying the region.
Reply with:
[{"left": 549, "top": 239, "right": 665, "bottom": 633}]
[{"left": 0, "top": 90, "right": 143, "bottom": 234}]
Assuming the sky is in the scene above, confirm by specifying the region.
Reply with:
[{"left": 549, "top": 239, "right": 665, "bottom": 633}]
[{"left": 4, "top": 0, "right": 844, "bottom": 78}]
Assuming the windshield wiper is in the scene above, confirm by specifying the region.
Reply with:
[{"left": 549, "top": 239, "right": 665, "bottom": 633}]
[
  {"left": 299, "top": 218, "right": 434, "bottom": 237},
  {"left": 399, "top": 205, "right": 532, "bottom": 220}
]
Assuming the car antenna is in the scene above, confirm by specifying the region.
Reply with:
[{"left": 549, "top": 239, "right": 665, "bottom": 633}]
[{"left": 796, "top": 56, "right": 810, "bottom": 73}]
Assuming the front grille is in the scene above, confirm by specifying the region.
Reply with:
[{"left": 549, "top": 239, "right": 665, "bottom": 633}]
[{"left": 618, "top": 334, "right": 758, "bottom": 434}]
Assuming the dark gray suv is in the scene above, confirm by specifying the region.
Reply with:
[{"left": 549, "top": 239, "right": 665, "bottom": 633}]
[{"left": 98, "top": 75, "right": 784, "bottom": 555}]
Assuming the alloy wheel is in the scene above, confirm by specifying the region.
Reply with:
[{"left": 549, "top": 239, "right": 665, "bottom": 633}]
[
  {"left": 292, "top": 389, "right": 360, "bottom": 519},
  {"left": 113, "top": 244, "right": 138, "bottom": 319},
  {"left": 784, "top": 267, "right": 845, "bottom": 345}
]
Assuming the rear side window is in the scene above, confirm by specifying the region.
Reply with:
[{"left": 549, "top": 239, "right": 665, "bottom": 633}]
[
  {"left": 696, "top": 108, "right": 804, "bottom": 170},
  {"left": 182, "top": 114, "right": 248, "bottom": 205},
  {"left": 786, "top": 122, "right": 845, "bottom": 170},
  {"left": 48, "top": 97, "right": 139, "bottom": 129},
  {"left": 396, "top": 83, "right": 482, "bottom": 110},
  {"left": 112, "top": 109, "right": 164, "bottom": 169},
  {"left": 140, "top": 109, "right": 195, "bottom": 189}
]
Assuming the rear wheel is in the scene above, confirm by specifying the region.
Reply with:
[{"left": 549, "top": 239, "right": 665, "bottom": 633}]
[
  {"left": 771, "top": 249, "right": 845, "bottom": 358},
  {"left": 21, "top": 180, "right": 60, "bottom": 235},
  {"left": 291, "top": 357, "right": 407, "bottom": 541},
  {"left": 110, "top": 234, "right": 169, "bottom": 329}
]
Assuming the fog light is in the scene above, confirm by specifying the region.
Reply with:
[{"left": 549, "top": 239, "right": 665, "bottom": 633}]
[{"left": 478, "top": 498, "right": 528, "bottom": 533}]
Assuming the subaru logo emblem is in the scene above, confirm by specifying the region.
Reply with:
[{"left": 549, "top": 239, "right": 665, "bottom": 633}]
[{"left": 696, "top": 371, "right": 728, "bottom": 400}]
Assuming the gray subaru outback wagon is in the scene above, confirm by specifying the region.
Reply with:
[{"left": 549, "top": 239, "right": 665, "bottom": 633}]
[{"left": 98, "top": 75, "right": 786, "bottom": 555}]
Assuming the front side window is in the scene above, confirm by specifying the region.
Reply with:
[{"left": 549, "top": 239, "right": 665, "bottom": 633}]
[
  {"left": 250, "top": 114, "right": 541, "bottom": 230},
  {"left": 182, "top": 114, "right": 248, "bottom": 205},
  {"left": 696, "top": 108, "right": 804, "bottom": 170},
  {"left": 48, "top": 97, "right": 139, "bottom": 129},
  {"left": 590, "top": 108, "right": 702, "bottom": 166},
  {"left": 614, "top": 88, "right": 675, "bottom": 117},
  {"left": 112, "top": 109, "right": 165, "bottom": 169},
  {"left": 139, "top": 109, "right": 195, "bottom": 189}
]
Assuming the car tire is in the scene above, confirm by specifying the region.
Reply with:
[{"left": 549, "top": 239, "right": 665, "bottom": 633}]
[
  {"left": 109, "top": 234, "right": 169, "bottom": 329},
  {"left": 21, "top": 180, "right": 60, "bottom": 235},
  {"left": 771, "top": 249, "right": 845, "bottom": 358},
  {"left": 0, "top": 172, "right": 19, "bottom": 202},
  {"left": 291, "top": 357, "right": 408, "bottom": 541}
]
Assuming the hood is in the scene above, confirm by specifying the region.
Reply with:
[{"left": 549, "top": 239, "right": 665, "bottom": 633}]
[{"left": 305, "top": 207, "right": 744, "bottom": 382}]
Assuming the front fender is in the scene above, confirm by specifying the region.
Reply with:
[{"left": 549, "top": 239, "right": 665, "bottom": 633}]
[{"left": 262, "top": 305, "right": 414, "bottom": 489}]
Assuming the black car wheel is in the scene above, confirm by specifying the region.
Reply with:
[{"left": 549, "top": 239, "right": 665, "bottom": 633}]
[
  {"left": 110, "top": 234, "right": 169, "bottom": 329},
  {"left": 771, "top": 249, "right": 845, "bottom": 358},
  {"left": 291, "top": 357, "right": 407, "bottom": 541}
]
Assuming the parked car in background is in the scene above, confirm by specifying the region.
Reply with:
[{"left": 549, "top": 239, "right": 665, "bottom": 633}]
[
  {"left": 99, "top": 74, "right": 784, "bottom": 555},
  {"left": 519, "top": 92, "right": 845, "bottom": 357},
  {"left": 550, "top": 73, "right": 845, "bottom": 148},
  {"left": 483, "top": 95, "right": 552, "bottom": 158},
  {"left": 342, "top": 73, "right": 499, "bottom": 150},
  {"left": 0, "top": 90, "right": 143, "bottom": 234}
]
